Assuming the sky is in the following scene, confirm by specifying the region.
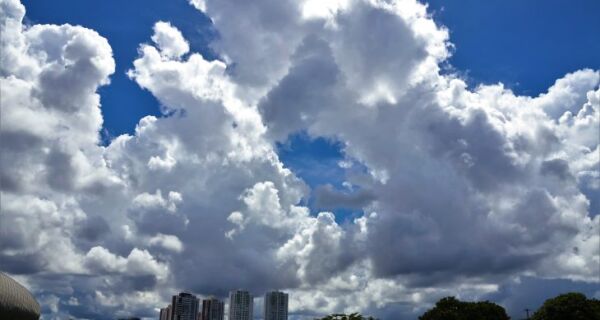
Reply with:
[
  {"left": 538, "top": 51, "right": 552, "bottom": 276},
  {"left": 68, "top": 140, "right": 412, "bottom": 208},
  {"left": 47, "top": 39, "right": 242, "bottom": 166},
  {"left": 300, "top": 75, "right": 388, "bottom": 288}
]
[{"left": 0, "top": 0, "right": 599, "bottom": 319}]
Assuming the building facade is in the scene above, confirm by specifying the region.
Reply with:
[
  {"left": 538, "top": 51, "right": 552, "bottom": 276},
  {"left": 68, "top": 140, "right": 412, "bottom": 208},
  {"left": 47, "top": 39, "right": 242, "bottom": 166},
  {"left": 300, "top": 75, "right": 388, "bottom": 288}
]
[
  {"left": 228, "top": 290, "right": 253, "bottom": 320},
  {"left": 170, "top": 292, "right": 199, "bottom": 320},
  {"left": 201, "top": 298, "right": 224, "bottom": 320},
  {"left": 263, "top": 291, "right": 288, "bottom": 320},
  {"left": 159, "top": 305, "right": 172, "bottom": 320}
]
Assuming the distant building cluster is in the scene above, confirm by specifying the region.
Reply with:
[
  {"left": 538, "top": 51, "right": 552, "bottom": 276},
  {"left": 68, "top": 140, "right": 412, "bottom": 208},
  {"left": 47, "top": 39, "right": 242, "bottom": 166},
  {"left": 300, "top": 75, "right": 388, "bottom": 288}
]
[{"left": 159, "top": 290, "right": 288, "bottom": 320}]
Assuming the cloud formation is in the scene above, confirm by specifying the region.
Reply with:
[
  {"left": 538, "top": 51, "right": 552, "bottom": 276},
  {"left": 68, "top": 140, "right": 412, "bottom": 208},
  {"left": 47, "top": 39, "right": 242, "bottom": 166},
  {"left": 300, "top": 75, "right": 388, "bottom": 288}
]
[{"left": 0, "top": 0, "right": 598, "bottom": 319}]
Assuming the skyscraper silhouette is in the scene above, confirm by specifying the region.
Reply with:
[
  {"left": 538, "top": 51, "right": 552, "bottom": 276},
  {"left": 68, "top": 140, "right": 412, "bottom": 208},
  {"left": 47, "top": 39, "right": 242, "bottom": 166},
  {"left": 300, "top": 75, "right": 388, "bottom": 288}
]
[
  {"left": 201, "top": 298, "right": 224, "bottom": 320},
  {"left": 170, "top": 292, "right": 199, "bottom": 320},
  {"left": 228, "top": 290, "right": 253, "bottom": 320},
  {"left": 263, "top": 291, "right": 288, "bottom": 320}
]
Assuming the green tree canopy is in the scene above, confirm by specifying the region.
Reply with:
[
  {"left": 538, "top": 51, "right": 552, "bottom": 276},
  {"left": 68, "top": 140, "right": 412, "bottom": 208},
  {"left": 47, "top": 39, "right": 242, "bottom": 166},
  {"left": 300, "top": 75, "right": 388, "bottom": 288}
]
[
  {"left": 419, "top": 296, "right": 509, "bottom": 320},
  {"left": 531, "top": 292, "right": 600, "bottom": 320}
]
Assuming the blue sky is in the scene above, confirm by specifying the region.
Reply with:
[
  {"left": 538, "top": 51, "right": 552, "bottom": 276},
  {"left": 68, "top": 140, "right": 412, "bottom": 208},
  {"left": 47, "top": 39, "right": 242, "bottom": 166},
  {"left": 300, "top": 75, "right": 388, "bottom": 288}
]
[
  {"left": 22, "top": 0, "right": 600, "bottom": 206},
  {"left": 22, "top": 0, "right": 600, "bottom": 186},
  {"left": 23, "top": 0, "right": 217, "bottom": 139},
  {"left": 4, "top": 0, "right": 600, "bottom": 319},
  {"left": 22, "top": 0, "right": 600, "bottom": 137},
  {"left": 428, "top": 0, "right": 600, "bottom": 95}
]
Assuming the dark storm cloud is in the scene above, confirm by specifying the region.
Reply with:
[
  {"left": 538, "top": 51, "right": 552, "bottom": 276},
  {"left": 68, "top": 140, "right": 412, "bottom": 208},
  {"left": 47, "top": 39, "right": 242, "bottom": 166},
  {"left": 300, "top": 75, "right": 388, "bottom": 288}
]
[
  {"left": 0, "top": 253, "right": 47, "bottom": 274},
  {"left": 259, "top": 35, "right": 341, "bottom": 141},
  {"left": 485, "top": 277, "right": 600, "bottom": 319},
  {"left": 425, "top": 108, "right": 521, "bottom": 191},
  {"left": 45, "top": 149, "right": 76, "bottom": 191},
  {"left": 313, "top": 184, "right": 375, "bottom": 210},
  {"left": 0, "top": 130, "right": 44, "bottom": 192},
  {"left": 75, "top": 215, "right": 111, "bottom": 242},
  {"left": 540, "top": 158, "right": 572, "bottom": 180}
]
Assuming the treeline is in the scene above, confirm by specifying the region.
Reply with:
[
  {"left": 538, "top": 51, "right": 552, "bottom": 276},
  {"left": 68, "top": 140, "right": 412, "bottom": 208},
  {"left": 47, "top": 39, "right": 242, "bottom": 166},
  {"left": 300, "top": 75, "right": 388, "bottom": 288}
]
[{"left": 316, "top": 292, "right": 600, "bottom": 320}]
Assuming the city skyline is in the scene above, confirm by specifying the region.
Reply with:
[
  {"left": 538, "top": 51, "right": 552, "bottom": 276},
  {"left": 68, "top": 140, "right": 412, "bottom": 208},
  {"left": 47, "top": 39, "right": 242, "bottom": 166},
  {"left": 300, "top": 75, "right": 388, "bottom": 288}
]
[{"left": 158, "top": 290, "right": 288, "bottom": 320}]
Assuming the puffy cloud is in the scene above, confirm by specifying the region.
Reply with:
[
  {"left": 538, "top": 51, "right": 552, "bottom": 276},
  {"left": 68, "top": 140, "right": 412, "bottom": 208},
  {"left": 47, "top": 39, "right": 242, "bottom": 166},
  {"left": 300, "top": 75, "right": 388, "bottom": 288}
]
[
  {"left": 0, "top": 0, "right": 120, "bottom": 281},
  {"left": 132, "top": 190, "right": 182, "bottom": 213},
  {"left": 1, "top": 0, "right": 598, "bottom": 319},
  {"left": 188, "top": 0, "right": 206, "bottom": 12},
  {"left": 148, "top": 234, "right": 184, "bottom": 253},
  {"left": 201, "top": 0, "right": 597, "bottom": 314},
  {"left": 0, "top": 0, "right": 168, "bottom": 317},
  {"left": 227, "top": 181, "right": 309, "bottom": 233},
  {"left": 534, "top": 69, "right": 599, "bottom": 119},
  {"left": 151, "top": 21, "right": 190, "bottom": 59},
  {"left": 84, "top": 246, "right": 169, "bottom": 280}
]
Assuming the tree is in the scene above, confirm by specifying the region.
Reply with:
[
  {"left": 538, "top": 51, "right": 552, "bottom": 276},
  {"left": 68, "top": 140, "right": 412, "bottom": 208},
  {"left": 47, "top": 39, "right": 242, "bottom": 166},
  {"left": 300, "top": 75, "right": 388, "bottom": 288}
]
[
  {"left": 419, "top": 296, "right": 509, "bottom": 320},
  {"left": 531, "top": 292, "right": 600, "bottom": 320}
]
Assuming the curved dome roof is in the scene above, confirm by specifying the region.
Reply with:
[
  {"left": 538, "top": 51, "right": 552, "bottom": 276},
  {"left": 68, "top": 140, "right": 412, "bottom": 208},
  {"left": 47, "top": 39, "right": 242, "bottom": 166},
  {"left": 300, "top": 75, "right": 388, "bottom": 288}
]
[{"left": 0, "top": 272, "right": 41, "bottom": 320}]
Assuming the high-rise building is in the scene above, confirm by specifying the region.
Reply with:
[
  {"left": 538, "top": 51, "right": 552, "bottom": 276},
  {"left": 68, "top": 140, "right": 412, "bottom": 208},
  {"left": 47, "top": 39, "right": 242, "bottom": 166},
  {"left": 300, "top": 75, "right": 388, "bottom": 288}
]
[
  {"left": 263, "top": 291, "right": 288, "bottom": 320},
  {"left": 170, "top": 292, "right": 200, "bottom": 320},
  {"left": 201, "top": 298, "right": 224, "bottom": 320},
  {"left": 159, "top": 305, "right": 171, "bottom": 320},
  {"left": 160, "top": 305, "right": 172, "bottom": 320},
  {"left": 228, "top": 290, "right": 253, "bottom": 320}
]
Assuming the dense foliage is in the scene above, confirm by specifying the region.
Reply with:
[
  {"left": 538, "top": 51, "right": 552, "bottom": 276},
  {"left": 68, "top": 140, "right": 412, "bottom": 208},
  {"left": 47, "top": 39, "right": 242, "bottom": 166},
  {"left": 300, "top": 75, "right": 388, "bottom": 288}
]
[
  {"left": 418, "top": 297, "right": 509, "bottom": 320},
  {"left": 320, "top": 293, "right": 600, "bottom": 320},
  {"left": 531, "top": 292, "right": 600, "bottom": 320}
]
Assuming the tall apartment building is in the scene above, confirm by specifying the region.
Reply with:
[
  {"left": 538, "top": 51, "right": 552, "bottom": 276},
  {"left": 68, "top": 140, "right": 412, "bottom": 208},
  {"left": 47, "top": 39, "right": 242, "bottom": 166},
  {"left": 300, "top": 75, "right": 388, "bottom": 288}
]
[
  {"left": 159, "top": 305, "right": 172, "bottom": 320},
  {"left": 228, "top": 290, "right": 253, "bottom": 320},
  {"left": 201, "top": 298, "right": 224, "bottom": 320},
  {"left": 263, "top": 291, "right": 288, "bottom": 320},
  {"left": 170, "top": 292, "right": 200, "bottom": 320}
]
